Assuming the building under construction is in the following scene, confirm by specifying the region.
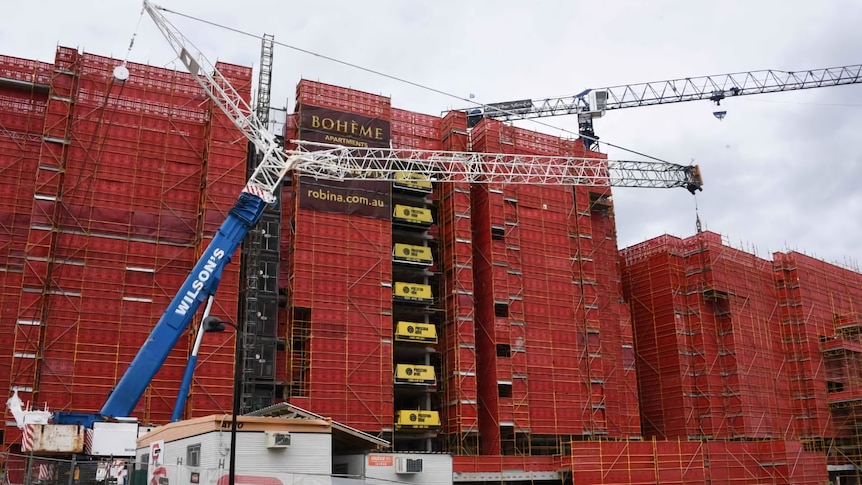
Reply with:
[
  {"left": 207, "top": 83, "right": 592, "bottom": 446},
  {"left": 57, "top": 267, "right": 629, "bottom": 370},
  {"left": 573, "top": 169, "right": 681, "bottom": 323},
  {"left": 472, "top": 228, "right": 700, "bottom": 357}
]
[{"left": 1, "top": 46, "right": 860, "bottom": 484}]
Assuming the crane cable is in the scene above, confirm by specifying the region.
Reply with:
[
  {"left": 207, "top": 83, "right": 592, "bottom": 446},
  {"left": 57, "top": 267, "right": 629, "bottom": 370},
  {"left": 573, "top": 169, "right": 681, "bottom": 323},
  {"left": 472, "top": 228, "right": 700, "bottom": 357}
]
[
  {"left": 148, "top": 5, "right": 680, "bottom": 166},
  {"left": 122, "top": 4, "right": 146, "bottom": 68}
]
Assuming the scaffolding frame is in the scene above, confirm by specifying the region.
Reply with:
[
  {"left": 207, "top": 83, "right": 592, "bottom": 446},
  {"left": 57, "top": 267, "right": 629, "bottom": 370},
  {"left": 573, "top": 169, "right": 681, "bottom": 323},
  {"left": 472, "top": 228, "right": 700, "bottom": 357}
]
[
  {"left": 782, "top": 250, "right": 862, "bottom": 482},
  {"left": 284, "top": 194, "right": 395, "bottom": 434},
  {"left": 5, "top": 48, "right": 251, "bottom": 433},
  {"left": 12, "top": 47, "right": 83, "bottom": 420},
  {"left": 438, "top": 181, "right": 481, "bottom": 456}
]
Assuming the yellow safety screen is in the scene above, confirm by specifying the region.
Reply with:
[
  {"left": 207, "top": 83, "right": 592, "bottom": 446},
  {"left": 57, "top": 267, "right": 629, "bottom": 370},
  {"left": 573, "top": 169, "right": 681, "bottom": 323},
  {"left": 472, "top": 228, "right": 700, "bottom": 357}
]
[
  {"left": 393, "top": 283, "right": 433, "bottom": 303},
  {"left": 393, "top": 243, "right": 434, "bottom": 265},
  {"left": 394, "top": 172, "right": 433, "bottom": 191},
  {"left": 395, "top": 410, "right": 441, "bottom": 429},
  {"left": 394, "top": 321, "right": 438, "bottom": 343},
  {"left": 393, "top": 204, "right": 433, "bottom": 224},
  {"left": 395, "top": 364, "right": 436, "bottom": 384}
]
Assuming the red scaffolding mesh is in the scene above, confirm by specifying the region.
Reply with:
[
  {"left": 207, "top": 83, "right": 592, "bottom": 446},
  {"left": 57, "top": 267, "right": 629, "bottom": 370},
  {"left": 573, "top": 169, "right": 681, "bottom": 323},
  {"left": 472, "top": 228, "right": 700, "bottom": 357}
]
[
  {"left": 561, "top": 438, "right": 826, "bottom": 484},
  {"left": 3, "top": 56, "right": 856, "bottom": 479},
  {"left": 295, "top": 79, "right": 390, "bottom": 120},
  {"left": 391, "top": 107, "right": 442, "bottom": 150},
  {"left": 452, "top": 455, "right": 560, "bottom": 477},
  {"left": 187, "top": 61, "right": 253, "bottom": 419},
  {"left": 621, "top": 232, "right": 794, "bottom": 440},
  {"left": 284, "top": 81, "right": 395, "bottom": 434},
  {"left": 621, "top": 230, "right": 862, "bottom": 479},
  {"left": 286, "top": 205, "right": 393, "bottom": 432},
  {"left": 5, "top": 48, "right": 248, "bottom": 443},
  {"left": 773, "top": 250, "right": 862, "bottom": 476},
  {"left": 467, "top": 118, "right": 638, "bottom": 456},
  {"left": 437, "top": 110, "right": 480, "bottom": 454},
  {"left": 0, "top": 54, "right": 51, "bottom": 420}
]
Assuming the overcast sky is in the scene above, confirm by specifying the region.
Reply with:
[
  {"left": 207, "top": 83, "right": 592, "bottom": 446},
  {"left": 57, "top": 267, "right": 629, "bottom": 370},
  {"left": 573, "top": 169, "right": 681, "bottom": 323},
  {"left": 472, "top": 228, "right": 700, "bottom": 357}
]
[{"left": 3, "top": 1, "right": 861, "bottom": 267}]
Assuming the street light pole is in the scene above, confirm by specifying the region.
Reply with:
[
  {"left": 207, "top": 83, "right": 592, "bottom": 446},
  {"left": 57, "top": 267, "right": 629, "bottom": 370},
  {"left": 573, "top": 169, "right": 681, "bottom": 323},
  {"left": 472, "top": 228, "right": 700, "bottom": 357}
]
[{"left": 196, "top": 314, "right": 241, "bottom": 485}]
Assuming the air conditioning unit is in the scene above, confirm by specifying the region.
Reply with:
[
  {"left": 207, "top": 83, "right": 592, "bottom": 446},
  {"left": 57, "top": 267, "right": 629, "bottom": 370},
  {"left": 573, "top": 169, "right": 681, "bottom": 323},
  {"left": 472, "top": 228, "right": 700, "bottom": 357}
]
[
  {"left": 265, "top": 431, "right": 291, "bottom": 449},
  {"left": 395, "top": 457, "right": 423, "bottom": 474}
]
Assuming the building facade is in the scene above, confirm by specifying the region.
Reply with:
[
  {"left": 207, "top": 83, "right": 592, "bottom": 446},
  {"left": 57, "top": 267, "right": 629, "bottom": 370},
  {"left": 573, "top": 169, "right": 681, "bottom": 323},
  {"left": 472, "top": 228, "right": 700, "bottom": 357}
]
[{"left": 0, "top": 48, "right": 852, "bottom": 483}]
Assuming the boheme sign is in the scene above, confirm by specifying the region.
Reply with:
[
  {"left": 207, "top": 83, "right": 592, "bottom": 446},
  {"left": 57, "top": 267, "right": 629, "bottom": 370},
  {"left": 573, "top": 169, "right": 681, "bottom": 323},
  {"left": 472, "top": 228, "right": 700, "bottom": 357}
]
[
  {"left": 298, "top": 104, "right": 391, "bottom": 149},
  {"left": 298, "top": 176, "right": 392, "bottom": 220}
]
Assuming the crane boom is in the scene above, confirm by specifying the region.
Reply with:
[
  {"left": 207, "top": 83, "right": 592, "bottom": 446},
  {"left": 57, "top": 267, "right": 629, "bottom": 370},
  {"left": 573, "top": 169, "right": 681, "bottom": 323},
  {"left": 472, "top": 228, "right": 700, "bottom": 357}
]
[
  {"left": 474, "top": 64, "right": 862, "bottom": 121},
  {"left": 142, "top": 1, "right": 294, "bottom": 204},
  {"left": 100, "top": 192, "right": 267, "bottom": 418}
]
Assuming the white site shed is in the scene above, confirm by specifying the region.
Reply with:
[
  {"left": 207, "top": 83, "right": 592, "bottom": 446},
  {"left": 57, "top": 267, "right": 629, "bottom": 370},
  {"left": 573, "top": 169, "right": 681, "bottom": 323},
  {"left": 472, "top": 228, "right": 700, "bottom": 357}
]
[
  {"left": 135, "top": 406, "right": 388, "bottom": 485},
  {"left": 250, "top": 403, "right": 453, "bottom": 485}
]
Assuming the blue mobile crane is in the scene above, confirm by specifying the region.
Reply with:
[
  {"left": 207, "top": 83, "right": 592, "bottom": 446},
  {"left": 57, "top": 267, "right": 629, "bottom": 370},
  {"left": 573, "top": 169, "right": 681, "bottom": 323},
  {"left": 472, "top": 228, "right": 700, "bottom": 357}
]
[{"left": 6, "top": 0, "right": 704, "bottom": 464}]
